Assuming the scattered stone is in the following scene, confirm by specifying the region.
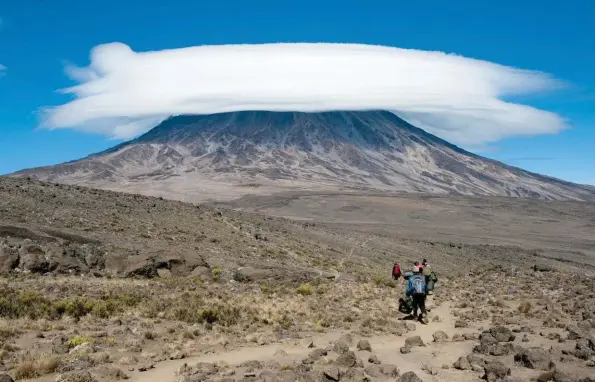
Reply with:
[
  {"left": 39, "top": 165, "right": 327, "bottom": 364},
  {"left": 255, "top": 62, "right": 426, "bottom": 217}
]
[
  {"left": 368, "top": 355, "right": 381, "bottom": 365},
  {"left": 454, "top": 356, "right": 471, "bottom": 370},
  {"left": 52, "top": 335, "right": 71, "bottom": 354},
  {"left": 485, "top": 326, "right": 516, "bottom": 342},
  {"left": 93, "top": 366, "right": 129, "bottom": 380},
  {"left": 333, "top": 340, "right": 350, "bottom": 355},
  {"left": 380, "top": 364, "right": 399, "bottom": 377},
  {"left": 274, "top": 349, "right": 288, "bottom": 357},
  {"left": 483, "top": 360, "right": 511, "bottom": 382},
  {"left": 400, "top": 346, "right": 411, "bottom": 354},
  {"left": 464, "top": 333, "right": 479, "bottom": 341},
  {"left": 514, "top": 347, "right": 553, "bottom": 370},
  {"left": 455, "top": 320, "right": 468, "bottom": 328},
  {"left": 357, "top": 339, "right": 372, "bottom": 351},
  {"left": 405, "top": 336, "right": 425, "bottom": 347},
  {"left": 421, "top": 364, "right": 439, "bottom": 375},
  {"left": 397, "top": 371, "right": 422, "bottom": 382},
  {"left": 522, "top": 334, "right": 530, "bottom": 342},
  {"left": 335, "top": 351, "right": 357, "bottom": 368},
  {"left": 533, "top": 264, "right": 553, "bottom": 272},
  {"left": 55, "top": 371, "right": 98, "bottom": 382},
  {"left": 137, "top": 364, "right": 155, "bottom": 372},
  {"left": 406, "top": 323, "right": 416, "bottom": 332},
  {"left": 303, "top": 349, "right": 327, "bottom": 364},
  {"left": 323, "top": 368, "right": 340, "bottom": 381},
  {"left": 364, "top": 365, "right": 384, "bottom": 378},
  {"left": 432, "top": 331, "right": 449, "bottom": 343},
  {"left": 452, "top": 333, "right": 465, "bottom": 342}
]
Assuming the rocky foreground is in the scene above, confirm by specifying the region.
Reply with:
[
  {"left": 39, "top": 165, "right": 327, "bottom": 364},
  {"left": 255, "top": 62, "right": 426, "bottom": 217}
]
[
  {"left": 0, "top": 263, "right": 592, "bottom": 381},
  {"left": 0, "top": 177, "right": 593, "bottom": 381}
]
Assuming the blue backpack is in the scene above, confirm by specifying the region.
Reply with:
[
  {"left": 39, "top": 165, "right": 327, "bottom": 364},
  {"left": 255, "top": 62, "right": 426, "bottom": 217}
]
[{"left": 410, "top": 274, "right": 426, "bottom": 295}]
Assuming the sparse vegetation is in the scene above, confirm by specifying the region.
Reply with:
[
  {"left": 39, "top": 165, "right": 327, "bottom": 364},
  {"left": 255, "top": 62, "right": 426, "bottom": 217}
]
[
  {"left": 211, "top": 266, "right": 222, "bottom": 281},
  {"left": 518, "top": 301, "right": 533, "bottom": 315},
  {"left": 296, "top": 283, "right": 313, "bottom": 295},
  {"left": 372, "top": 274, "right": 397, "bottom": 288}
]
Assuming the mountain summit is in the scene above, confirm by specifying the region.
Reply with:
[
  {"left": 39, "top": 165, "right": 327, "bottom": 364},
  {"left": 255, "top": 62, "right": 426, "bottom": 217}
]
[{"left": 11, "top": 110, "right": 595, "bottom": 201}]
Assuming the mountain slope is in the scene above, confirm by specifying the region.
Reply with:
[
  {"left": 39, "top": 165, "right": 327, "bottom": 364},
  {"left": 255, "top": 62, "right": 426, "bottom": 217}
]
[{"left": 10, "top": 110, "right": 595, "bottom": 201}]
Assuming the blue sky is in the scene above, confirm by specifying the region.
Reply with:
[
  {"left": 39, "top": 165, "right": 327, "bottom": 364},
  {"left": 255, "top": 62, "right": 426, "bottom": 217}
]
[{"left": 0, "top": 0, "right": 593, "bottom": 184}]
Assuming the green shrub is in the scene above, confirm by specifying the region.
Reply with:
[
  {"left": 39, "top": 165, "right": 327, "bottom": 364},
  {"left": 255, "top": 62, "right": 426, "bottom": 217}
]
[
  {"left": 211, "top": 266, "right": 222, "bottom": 281},
  {"left": 296, "top": 283, "right": 313, "bottom": 296}
]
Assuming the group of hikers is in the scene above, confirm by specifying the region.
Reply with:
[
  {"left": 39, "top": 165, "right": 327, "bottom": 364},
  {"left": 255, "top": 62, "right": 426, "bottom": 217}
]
[{"left": 391, "top": 259, "right": 438, "bottom": 324}]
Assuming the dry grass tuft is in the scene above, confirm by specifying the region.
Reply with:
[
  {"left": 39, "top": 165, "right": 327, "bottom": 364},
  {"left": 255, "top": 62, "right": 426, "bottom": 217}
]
[
  {"left": 518, "top": 301, "right": 533, "bottom": 315},
  {"left": 14, "top": 360, "right": 40, "bottom": 380}
]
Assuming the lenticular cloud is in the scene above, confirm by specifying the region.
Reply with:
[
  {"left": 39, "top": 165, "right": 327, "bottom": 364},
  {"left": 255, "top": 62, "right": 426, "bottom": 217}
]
[{"left": 42, "top": 42, "right": 567, "bottom": 145}]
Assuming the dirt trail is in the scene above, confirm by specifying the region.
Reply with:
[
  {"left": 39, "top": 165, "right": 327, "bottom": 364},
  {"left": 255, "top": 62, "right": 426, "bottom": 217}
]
[{"left": 127, "top": 298, "right": 481, "bottom": 382}]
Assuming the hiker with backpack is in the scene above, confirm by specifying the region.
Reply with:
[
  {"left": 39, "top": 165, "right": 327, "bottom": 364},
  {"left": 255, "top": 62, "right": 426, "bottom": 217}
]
[
  {"left": 423, "top": 264, "right": 438, "bottom": 295},
  {"left": 392, "top": 263, "right": 402, "bottom": 280},
  {"left": 406, "top": 265, "right": 428, "bottom": 323}
]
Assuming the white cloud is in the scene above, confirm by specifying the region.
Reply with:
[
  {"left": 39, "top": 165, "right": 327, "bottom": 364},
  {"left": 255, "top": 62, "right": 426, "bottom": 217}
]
[{"left": 41, "top": 42, "right": 567, "bottom": 144}]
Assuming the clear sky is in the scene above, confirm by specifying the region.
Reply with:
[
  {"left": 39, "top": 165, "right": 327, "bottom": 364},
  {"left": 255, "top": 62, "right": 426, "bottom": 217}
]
[{"left": 0, "top": 0, "right": 593, "bottom": 184}]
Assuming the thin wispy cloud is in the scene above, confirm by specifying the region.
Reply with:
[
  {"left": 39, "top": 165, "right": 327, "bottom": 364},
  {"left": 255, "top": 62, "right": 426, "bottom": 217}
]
[{"left": 42, "top": 42, "right": 567, "bottom": 144}]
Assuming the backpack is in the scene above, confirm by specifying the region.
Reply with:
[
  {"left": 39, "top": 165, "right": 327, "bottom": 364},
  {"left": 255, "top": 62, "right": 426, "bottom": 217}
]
[
  {"left": 410, "top": 274, "right": 426, "bottom": 295},
  {"left": 430, "top": 271, "right": 438, "bottom": 282},
  {"left": 398, "top": 296, "right": 413, "bottom": 314}
]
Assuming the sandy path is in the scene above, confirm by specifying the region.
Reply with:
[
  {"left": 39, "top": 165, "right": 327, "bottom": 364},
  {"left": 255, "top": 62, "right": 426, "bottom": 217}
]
[{"left": 126, "top": 298, "right": 481, "bottom": 382}]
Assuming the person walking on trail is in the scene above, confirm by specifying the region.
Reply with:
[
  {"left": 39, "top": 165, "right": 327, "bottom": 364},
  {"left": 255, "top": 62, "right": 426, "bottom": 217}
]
[
  {"left": 406, "top": 266, "right": 428, "bottom": 323},
  {"left": 392, "top": 263, "right": 402, "bottom": 280}
]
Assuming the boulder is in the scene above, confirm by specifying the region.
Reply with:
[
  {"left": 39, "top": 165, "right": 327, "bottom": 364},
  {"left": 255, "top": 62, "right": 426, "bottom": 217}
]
[
  {"left": 368, "top": 355, "right": 381, "bottom": 364},
  {"left": 335, "top": 351, "right": 357, "bottom": 368},
  {"left": 432, "top": 331, "right": 449, "bottom": 343},
  {"left": 485, "top": 326, "right": 515, "bottom": 342},
  {"left": 533, "top": 264, "right": 553, "bottom": 272},
  {"left": 453, "top": 356, "right": 471, "bottom": 370},
  {"left": 323, "top": 368, "right": 340, "bottom": 381},
  {"left": 397, "top": 371, "right": 422, "bottom": 382},
  {"left": 0, "top": 244, "right": 19, "bottom": 273},
  {"left": 514, "top": 348, "right": 553, "bottom": 370},
  {"left": 364, "top": 365, "right": 384, "bottom": 378},
  {"left": 19, "top": 243, "right": 50, "bottom": 273},
  {"left": 302, "top": 349, "right": 327, "bottom": 364},
  {"left": 380, "top": 364, "right": 399, "bottom": 377},
  {"left": 483, "top": 360, "right": 511, "bottom": 382},
  {"left": 405, "top": 336, "right": 425, "bottom": 347},
  {"left": 452, "top": 333, "right": 465, "bottom": 342},
  {"left": 333, "top": 340, "right": 350, "bottom": 355},
  {"left": 356, "top": 340, "right": 372, "bottom": 352}
]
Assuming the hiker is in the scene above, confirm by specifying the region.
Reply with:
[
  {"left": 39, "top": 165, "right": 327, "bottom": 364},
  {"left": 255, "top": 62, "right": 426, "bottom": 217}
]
[
  {"left": 392, "top": 263, "right": 402, "bottom": 280},
  {"left": 424, "top": 265, "right": 438, "bottom": 295},
  {"left": 406, "top": 265, "right": 427, "bottom": 322}
]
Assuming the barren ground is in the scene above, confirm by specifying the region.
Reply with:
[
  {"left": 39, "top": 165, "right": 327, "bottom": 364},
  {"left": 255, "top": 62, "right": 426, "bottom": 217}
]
[{"left": 0, "top": 177, "right": 594, "bottom": 382}]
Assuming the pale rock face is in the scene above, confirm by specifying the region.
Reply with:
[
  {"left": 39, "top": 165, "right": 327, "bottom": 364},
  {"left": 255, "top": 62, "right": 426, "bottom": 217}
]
[{"left": 12, "top": 110, "right": 595, "bottom": 202}]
